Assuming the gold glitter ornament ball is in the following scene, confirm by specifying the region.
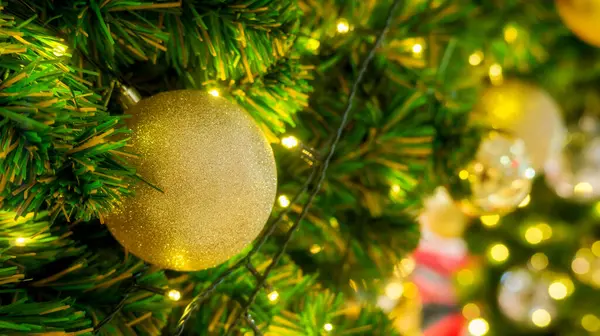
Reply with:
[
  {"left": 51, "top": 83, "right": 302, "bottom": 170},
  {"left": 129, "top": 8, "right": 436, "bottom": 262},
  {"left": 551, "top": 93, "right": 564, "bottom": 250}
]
[
  {"left": 556, "top": 0, "right": 600, "bottom": 47},
  {"left": 106, "top": 90, "right": 277, "bottom": 271}
]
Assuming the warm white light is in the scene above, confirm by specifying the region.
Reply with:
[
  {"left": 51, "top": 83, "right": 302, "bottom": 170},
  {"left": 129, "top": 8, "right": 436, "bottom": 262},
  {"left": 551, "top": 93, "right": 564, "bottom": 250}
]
[
  {"left": 278, "top": 195, "right": 291, "bottom": 207},
  {"left": 459, "top": 170, "right": 469, "bottom": 180},
  {"left": 462, "top": 303, "right": 480, "bottom": 319},
  {"left": 268, "top": 291, "right": 279, "bottom": 302},
  {"left": 468, "top": 318, "right": 489, "bottom": 336},
  {"left": 53, "top": 45, "right": 68, "bottom": 57},
  {"left": 572, "top": 257, "right": 591, "bottom": 275},
  {"left": 385, "top": 281, "right": 404, "bottom": 300},
  {"left": 582, "top": 314, "right": 600, "bottom": 332},
  {"left": 488, "top": 243, "right": 509, "bottom": 263},
  {"left": 167, "top": 289, "right": 181, "bottom": 301},
  {"left": 324, "top": 323, "right": 333, "bottom": 331},
  {"left": 548, "top": 281, "right": 568, "bottom": 300},
  {"left": 336, "top": 19, "right": 349, "bottom": 33},
  {"left": 310, "top": 244, "right": 322, "bottom": 254},
  {"left": 281, "top": 135, "right": 299, "bottom": 149},
  {"left": 525, "top": 167, "right": 536, "bottom": 179},
  {"left": 530, "top": 253, "right": 549, "bottom": 271},
  {"left": 208, "top": 89, "right": 220, "bottom": 97},
  {"left": 531, "top": 309, "right": 551, "bottom": 328},
  {"left": 489, "top": 63, "right": 503, "bottom": 85},
  {"left": 574, "top": 182, "right": 593, "bottom": 196},
  {"left": 524, "top": 226, "right": 543, "bottom": 245},
  {"left": 412, "top": 43, "right": 423, "bottom": 54},
  {"left": 504, "top": 25, "right": 518, "bottom": 43},
  {"left": 480, "top": 214, "right": 500, "bottom": 227},
  {"left": 15, "top": 237, "right": 28, "bottom": 246},
  {"left": 469, "top": 51, "right": 483, "bottom": 66},
  {"left": 518, "top": 194, "right": 531, "bottom": 208}
]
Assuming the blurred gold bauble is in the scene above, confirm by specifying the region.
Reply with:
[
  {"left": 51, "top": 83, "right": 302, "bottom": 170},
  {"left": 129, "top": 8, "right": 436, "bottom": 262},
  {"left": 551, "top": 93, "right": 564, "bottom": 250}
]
[
  {"left": 107, "top": 90, "right": 277, "bottom": 271},
  {"left": 420, "top": 187, "right": 467, "bottom": 238},
  {"left": 475, "top": 81, "right": 566, "bottom": 171},
  {"left": 556, "top": 0, "right": 600, "bottom": 47}
]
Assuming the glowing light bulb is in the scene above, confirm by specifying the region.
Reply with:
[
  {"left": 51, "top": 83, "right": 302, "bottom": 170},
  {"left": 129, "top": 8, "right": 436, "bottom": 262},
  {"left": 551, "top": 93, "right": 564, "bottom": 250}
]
[
  {"left": 268, "top": 290, "right": 279, "bottom": 302},
  {"left": 208, "top": 89, "right": 220, "bottom": 97},
  {"left": 385, "top": 281, "right": 404, "bottom": 300},
  {"left": 167, "top": 289, "right": 181, "bottom": 301},
  {"left": 592, "top": 241, "right": 600, "bottom": 257},
  {"left": 582, "top": 314, "right": 600, "bottom": 332},
  {"left": 456, "top": 269, "right": 475, "bottom": 286},
  {"left": 468, "top": 318, "right": 489, "bottom": 336},
  {"left": 503, "top": 25, "right": 518, "bottom": 43},
  {"left": 469, "top": 51, "right": 483, "bottom": 66},
  {"left": 462, "top": 303, "right": 481, "bottom": 319},
  {"left": 531, "top": 309, "right": 551, "bottom": 328},
  {"left": 459, "top": 170, "right": 469, "bottom": 180},
  {"left": 572, "top": 257, "right": 591, "bottom": 275},
  {"left": 306, "top": 38, "right": 320, "bottom": 51},
  {"left": 518, "top": 194, "right": 531, "bottom": 208},
  {"left": 574, "top": 182, "right": 593, "bottom": 196},
  {"left": 324, "top": 323, "right": 333, "bottom": 332},
  {"left": 489, "top": 63, "right": 503, "bottom": 85},
  {"left": 412, "top": 43, "right": 423, "bottom": 55},
  {"left": 14, "top": 237, "right": 28, "bottom": 246},
  {"left": 548, "top": 281, "right": 568, "bottom": 300},
  {"left": 310, "top": 244, "right": 322, "bottom": 254},
  {"left": 281, "top": 135, "right": 299, "bottom": 149},
  {"left": 278, "top": 195, "right": 291, "bottom": 207},
  {"left": 530, "top": 253, "right": 549, "bottom": 271},
  {"left": 524, "top": 167, "right": 536, "bottom": 179},
  {"left": 488, "top": 243, "right": 509, "bottom": 263},
  {"left": 480, "top": 214, "right": 500, "bottom": 227},
  {"left": 524, "top": 226, "right": 543, "bottom": 245},
  {"left": 336, "top": 19, "right": 349, "bottom": 33}
]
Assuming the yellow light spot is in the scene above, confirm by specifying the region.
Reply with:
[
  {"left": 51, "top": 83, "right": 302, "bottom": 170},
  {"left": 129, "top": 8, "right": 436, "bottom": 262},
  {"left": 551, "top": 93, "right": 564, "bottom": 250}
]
[
  {"left": 349, "top": 279, "right": 358, "bottom": 292},
  {"left": 531, "top": 309, "right": 552, "bottom": 328},
  {"left": 278, "top": 195, "right": 290, "bottom": 208},
  {"left": 402, "top": 282, "right": 418, "bottom": 299},
  {"left": 488, "top": 243, "right": 509, "bottom": 263},
  {"left": 281, "top": 135, "right": 299, "bottom": 149},
  {"left": 530, "top": 253, "right": 549, "bottom": 271},
  {"left": 489, "top": 63, "right": 503, "bottom": 85},
  {"left": 518, "top": 194, "right": 531, "bottom": 208},
  {"left": 594, "top": 202, "right": 600, "bottom": 216},
  {"left": 468, "top": 318, "right": 489, "bottom": 336},
  {"left": 548, "top": 281, "right": 568, "bottom": 300},
  {"left": 167, "top": 289, "right": 181, "bottom": 301},
  {"left": 537, "top": 222, "right": 553, "bottom": 240},
  {"left": 462, "top": 303, "right": 481, "bottom": 319},
  {"left": 582, "top": 314, "right": 600, "bottom": 332},
  {"left": 385, "top": 281, "right": 404, "bottom": 300},
  {"left": 525, "top": 226, "right": 543, "bottom": 245},
  {"left": 574, "top": 182, "right": 593, "bottom": 196},
  {"left": 306, "top": 38, "right": 320, "bottom": 51},
  {"left": 457, "top": 269, "right": 475, "bottom": 286},
  {"left": 412, "top": 43, "right": 423, "bottom": 54},
  {"left": 459, "top": 170, "right": 469, "bottom": 180},
  {"left": 592, "top": 241, "right": 600, "bottom": 257},
  {"left": 329, "top": 217, "right": 339, "bottom": 229},
  {"left": 53, "top": 44, "right": 68, "bottom": 57},
  {"left": 336, "top": 19, "right": 349, "bottom": 33},
  {"left": 503, "top": 25, "right": 518, "bottom": 43},
  {"left": 310, "top": 244, "right": 322, "bottom": 254},
  {"left": 208, "top": 89, "right": 220, "bottom": 97},
  {"left": 469, "top": 51, "right": 483, "bottom": 66},
  {"left": 572, "top": 257, "right": 591, "bottom": 275},
  {"left": 398, "top": 257, "right": 416, "bottom": 276},
  {"left": 324, "top": 323, "right": 333, "bottom": 332},
  {"left": 268, "top": 290, "right": 279, "bottom": 302},
  {"left": 14, "top": 237, "right": 28, "bottom": 247},
  {"left": 390, "top": 184, "right": 401, "bottom": 195},
  {"left": 480, "top": 214, "right": 500, "bottom": 227}
]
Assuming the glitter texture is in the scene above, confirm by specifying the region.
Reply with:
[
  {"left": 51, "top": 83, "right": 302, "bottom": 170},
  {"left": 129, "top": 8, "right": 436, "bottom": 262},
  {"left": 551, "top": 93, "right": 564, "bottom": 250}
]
[{"left": 106, "top": 90, "right": 277, "bottom": 271}]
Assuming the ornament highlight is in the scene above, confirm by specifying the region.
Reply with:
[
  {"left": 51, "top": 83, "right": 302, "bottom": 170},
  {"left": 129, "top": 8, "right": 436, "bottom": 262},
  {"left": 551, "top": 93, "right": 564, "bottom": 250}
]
[
  {"left": 497, "top": 267, "right": 557, "bottom": 328},
  {"left": 475, "top": 81, "right": 566, "bottom": 170},
  {"left": 461, "top": 132, "right": 534, "bottom": 215},
  {"left": 107, "top": 90, "right": 277, "bottom": 271},
  {"left": 556, "top": 0, "right": 600, "bottom": 47},
  {"left": 571, "top": 246, "right": 600, "bottom": 288},
  {"left": 419, "top": 187, "right": 468, "bottom": 238},
  {"left": 546, "top": 116, "right": 600, "bottom": 201}
]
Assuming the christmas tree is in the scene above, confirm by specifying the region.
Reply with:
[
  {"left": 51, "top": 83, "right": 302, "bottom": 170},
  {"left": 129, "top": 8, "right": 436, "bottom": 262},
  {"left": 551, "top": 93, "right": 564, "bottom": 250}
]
[{"left": 0, "top": 0, "right": 598, "bottom": 335}]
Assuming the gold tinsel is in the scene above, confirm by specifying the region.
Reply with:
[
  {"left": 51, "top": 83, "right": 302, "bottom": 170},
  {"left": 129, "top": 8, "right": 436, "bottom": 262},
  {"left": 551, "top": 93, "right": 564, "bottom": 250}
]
[{"left": 107, "top": 90, "right": 277, "bottom": 271}]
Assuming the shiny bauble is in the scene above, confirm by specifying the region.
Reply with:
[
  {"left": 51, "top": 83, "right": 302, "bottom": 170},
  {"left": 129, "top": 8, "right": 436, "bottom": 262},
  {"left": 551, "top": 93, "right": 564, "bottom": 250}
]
[
  {"left": 461, "top": 132, "right": 535, "bottom": 216},
  {"left": 419, "top": 187, "right": 468, "bottom": 238},
  {"left": 475, "top": 81, "right": 566, "bottom": 170},
  {"left": 107, "top": 90, "right": 277, "bottom": 271},
  {"left": 497, "top": 266, "right": 557, "bottom": 328},
  {"left": 546, "top": 116, "right": 600, "bottom": 201},
  {"left": 556, "top": 0, "right": 600, "bottom": 47}
]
